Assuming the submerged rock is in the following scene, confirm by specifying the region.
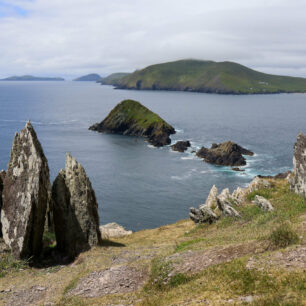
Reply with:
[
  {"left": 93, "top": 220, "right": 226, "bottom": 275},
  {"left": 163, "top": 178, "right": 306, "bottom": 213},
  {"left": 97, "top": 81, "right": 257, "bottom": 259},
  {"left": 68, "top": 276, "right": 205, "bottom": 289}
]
[
  {"left": 0, "top": 170, "right": 5, "bottom": 237},
  {"left": 290, "top": 133, "right": 306, "bottom": 197},
  {"left": 100, "top": 222, "right": 132, "bottom": 239},
  {"left": 171, "top": 140, "right": 191, "bottom": 152},
  {"left": 1, "top": 122, "right": 50, "bottom": 259},
  {"left": 196, "top": 141, "right": 253, "bottom": 166},
  {"left": 52, "top": 153, "right": 101, "bottom": 258},
  {"left": 89, "top": 99, "right": 175, "bottom": 147},
  {"left": 253, "top": 195, "right": 274, "bottom": 211}
]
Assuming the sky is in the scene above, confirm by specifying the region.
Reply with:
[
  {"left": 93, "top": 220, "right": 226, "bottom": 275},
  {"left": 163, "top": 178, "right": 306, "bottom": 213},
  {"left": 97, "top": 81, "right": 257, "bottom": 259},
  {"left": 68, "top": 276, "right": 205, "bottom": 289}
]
[{"left": 0, "top": 0, "right": 306, "bottom": 79}]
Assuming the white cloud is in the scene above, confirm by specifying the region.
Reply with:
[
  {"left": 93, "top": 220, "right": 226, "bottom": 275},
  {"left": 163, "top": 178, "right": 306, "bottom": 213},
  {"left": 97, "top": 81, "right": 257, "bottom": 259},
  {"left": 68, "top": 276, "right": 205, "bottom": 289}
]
[{"left": 0, "top": 0, "right": 305, "bottom": 78}]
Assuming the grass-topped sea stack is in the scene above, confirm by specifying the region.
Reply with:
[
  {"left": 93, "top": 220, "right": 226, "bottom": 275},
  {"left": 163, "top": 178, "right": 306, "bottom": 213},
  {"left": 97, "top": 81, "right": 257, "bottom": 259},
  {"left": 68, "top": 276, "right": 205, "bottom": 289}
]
[{"left": 89, "top": 99, "right": 175, "bottom": 147}]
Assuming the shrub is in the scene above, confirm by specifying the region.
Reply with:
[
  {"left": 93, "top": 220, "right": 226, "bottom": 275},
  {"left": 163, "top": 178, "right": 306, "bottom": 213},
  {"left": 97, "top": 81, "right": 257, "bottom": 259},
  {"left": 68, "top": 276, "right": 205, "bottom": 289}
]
[{"left": 269, "top": 222, "right": 299, "bottom": 248}]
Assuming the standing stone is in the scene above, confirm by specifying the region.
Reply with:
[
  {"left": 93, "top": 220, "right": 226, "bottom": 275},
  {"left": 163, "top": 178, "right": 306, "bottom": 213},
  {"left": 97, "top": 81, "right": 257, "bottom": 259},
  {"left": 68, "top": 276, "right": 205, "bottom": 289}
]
[
  {"left": 1, "top": 122, "right": 50, "bottom": 259},
  {"left": 205, "top": 185, "right": 218, "bottom": 209},
  {"left": 52, "top": 153, "right": 101, "bottom": 258},
  {"left": 0, "top": 170, "right": 6, "bottom": 237},
  {"left": 290, "top": 133, "right": 306, "bottom": 197}
]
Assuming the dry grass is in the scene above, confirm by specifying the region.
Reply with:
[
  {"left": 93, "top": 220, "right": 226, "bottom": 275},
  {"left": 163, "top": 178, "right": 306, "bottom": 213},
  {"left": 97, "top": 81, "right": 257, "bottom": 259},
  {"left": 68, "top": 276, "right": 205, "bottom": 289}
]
[{"left": 0, "top": 179, "right": 305, "bottom": 305}]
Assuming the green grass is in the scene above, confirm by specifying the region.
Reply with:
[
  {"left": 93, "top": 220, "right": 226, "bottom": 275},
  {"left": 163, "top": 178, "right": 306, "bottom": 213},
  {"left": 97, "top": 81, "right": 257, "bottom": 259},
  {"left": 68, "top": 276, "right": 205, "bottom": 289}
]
[
  {"left": 268, "top": 222, "right": 300, "bottom": 248},
  {"left": 99, "top": 73, "right": 131, "bottom": 85},
  {"left": 117, "top": 59, "right": 306, "bottom": 94},
  {"left": 0, "top": 252, "right": 30, "bottom": 278}
]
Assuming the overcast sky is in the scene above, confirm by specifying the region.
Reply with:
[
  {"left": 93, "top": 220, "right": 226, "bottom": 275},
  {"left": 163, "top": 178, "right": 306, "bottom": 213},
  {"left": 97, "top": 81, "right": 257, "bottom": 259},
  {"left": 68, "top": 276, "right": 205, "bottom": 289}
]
[{"left": 0, "top": 0, "right": 306, "bottom": 79}]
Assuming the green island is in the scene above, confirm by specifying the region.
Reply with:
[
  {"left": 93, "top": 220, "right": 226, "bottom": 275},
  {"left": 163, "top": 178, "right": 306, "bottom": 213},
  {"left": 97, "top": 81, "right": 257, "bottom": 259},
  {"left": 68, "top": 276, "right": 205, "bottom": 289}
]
[
  {"left": 98, "top": 72, "right": 131, "bottom": 86},
  {"left": 114, "top": 59, "right": 306, "bottom": 94},
  {"left": 0, "top": 75, "right": 65, "bottom": 81},
  {"left": 89, "top": 99, "right": 175, "bottom": 147},
  {"left": 73, "top": 73, "right": 101, "bottom": 81}
]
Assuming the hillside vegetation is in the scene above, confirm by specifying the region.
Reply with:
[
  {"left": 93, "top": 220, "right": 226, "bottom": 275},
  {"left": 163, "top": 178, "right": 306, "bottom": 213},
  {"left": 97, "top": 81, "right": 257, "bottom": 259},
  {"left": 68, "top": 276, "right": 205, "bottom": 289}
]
[
  {"left": 98, "top": 73, "right": 131, "bottom": 86},
  {"left": 116, "top": 59, "right": 306, "bottom": 94},
  {"left": 0, "top": 179, "right": 305, "bottom": 305}
]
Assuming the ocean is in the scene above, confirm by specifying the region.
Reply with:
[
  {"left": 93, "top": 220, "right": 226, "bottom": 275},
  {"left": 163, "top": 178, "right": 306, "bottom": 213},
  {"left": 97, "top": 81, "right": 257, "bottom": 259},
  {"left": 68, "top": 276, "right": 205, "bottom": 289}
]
[{"left": 0, "top": 81, "right": 305, "bottom": 231}]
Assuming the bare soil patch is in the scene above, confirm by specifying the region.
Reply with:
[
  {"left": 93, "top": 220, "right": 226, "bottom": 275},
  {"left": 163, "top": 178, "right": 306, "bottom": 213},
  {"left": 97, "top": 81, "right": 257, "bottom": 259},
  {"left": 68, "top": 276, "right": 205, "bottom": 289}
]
[{"left": 69, "top": 265, "right": 148, "bottom": 298}]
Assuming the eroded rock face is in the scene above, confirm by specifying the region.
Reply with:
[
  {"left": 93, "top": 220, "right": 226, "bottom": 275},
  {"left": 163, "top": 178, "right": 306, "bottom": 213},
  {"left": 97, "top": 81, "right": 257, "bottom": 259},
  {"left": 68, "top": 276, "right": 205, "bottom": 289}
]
[
  {"left": 253, "top": 195, "right": 274, "bottom": 211},
  {"left": 196, "top": 141, "right": 253, "bottom": 166},
  {"left": 52, "top": 153, "right": 101, "bottom": 258},
  {"left": 100, "top": 222, "right": 132, "bottom": 239},
  {"left": 205, "top": 185, "right": 218, "bottom": 209},
  {"left": 189, "top": 206, "right": 219, "bottom": 224},
  {"left": 1, "top": 122, "right": 50, "bottom": 259},
  {"left": 290, "top": 133, "right": 306, "bottom": 197},
  {"left": 171, "top": 141, "right": 191, "bottom": 152},
  {"left": 0, "top": 170, "right": 6, "bottom": 237}
]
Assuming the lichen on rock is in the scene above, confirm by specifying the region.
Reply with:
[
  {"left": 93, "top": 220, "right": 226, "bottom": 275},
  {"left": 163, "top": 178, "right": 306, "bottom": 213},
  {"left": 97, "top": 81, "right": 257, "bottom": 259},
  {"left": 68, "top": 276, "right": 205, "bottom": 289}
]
[
  {"left": 52, "top": 153, "right": 102, "bottom": 258},
  {"left": 290, "top": 133, "right": 306, "bottom": 197},
  {"left": 1, "top": 121, "right": 50, "bottom": 259}
]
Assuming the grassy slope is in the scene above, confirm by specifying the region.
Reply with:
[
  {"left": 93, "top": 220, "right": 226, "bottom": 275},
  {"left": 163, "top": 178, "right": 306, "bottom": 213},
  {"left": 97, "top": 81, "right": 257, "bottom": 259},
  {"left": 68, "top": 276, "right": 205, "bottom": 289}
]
[
  {"left": 0, "top": 179, "right": 305, "bottom": 305},
  {"left": 117, "top": 59, "right": 306, "bottom": 94},
  {"left": 101, "top": 99, "right": 173, "bottom": 131},
  {"left": 99, "top": 73, "right": 131, "bottom": 85}
]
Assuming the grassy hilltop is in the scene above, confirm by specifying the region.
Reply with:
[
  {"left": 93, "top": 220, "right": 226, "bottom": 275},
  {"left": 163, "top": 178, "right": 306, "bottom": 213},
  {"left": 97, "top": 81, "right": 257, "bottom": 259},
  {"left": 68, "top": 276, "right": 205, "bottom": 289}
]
[
  {"left": 115, "top": 59, "right": 306, "bottom": 94},
  {"left": 98, "top": 73, "right": 131, "bottom": 86},
  {"left": 0, "top": 178, "right": 305, "bottom": 305}
]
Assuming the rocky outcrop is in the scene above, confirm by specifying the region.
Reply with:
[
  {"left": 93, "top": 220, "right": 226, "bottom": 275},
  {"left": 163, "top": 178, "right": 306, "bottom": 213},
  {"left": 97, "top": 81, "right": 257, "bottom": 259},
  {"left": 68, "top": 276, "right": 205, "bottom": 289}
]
[
  {"left": 204, "top": 185, "right": 218, "bottom": 209},
  {"left": 100, "top": 223, "right": 132, "bottom": 239},
  {"left": 0, "top": 170, "right": 6, "bottom": 237},
  {"left": 189, "top": 206, "right": 219, "bottom": 224},
  {"left": 52, "top": 153, "right": 101, "bottom": 258},
  {"left": 290, "top": 133, "right": 306, "bottom": 197},
  {"left": 171, "top": 141, "right": 191, "bottom": 152},
  {"left": 89, "top": 100, "right": 175, "bottom": 147},
  {"left": 253, "top": 195, "right": 274, "bottom": 211},
  {"left": 196, "top": 141, "right": 254, "bottom": 166},
  {"left": 1, "top": 122, "right": 50, "bottom": 259},
  {"left": 216, "top": 190, "right": 240, "bottom": 217}
]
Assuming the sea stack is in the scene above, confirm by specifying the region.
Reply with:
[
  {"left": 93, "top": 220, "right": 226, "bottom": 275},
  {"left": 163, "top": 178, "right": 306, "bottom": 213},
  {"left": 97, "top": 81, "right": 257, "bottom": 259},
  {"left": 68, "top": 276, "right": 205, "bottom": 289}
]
[
  {"left": 1, "top": 122, "right": 50, "bottom": 259},
  {"left": 290, "top": 133, "right": 306, "bottom": 197},
  {"left": 196, "top": 141, "right": 254, "bottom": 166},
  {"left": 89, "top": 99, "right": 176, "bottom": 147},
  {"left": 52, "top": 153, "right": 101, "bottom": 258}
]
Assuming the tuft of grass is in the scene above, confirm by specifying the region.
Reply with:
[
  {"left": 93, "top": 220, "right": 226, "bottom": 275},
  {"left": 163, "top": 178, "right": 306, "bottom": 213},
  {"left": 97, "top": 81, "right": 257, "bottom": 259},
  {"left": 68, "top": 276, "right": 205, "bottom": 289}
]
[
  {"left": 145, "top": 258, "right": 192, "bottom": 292},
  {"left": 175, "top": 238, "right": 204, "bottom": 252},
  {"left": 0, "top": 253, "right": 29, "bottom": 278},
  {"left": 247, "top": 189, "right": 273, "bottom": 201},
  {"left": 268, "top": 222, "right": 300, "bottom": 248}
]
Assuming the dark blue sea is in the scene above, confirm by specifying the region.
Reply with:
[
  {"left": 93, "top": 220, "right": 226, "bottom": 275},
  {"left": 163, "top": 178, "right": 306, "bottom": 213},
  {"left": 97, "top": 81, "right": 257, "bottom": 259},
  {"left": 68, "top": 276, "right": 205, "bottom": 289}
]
[{"left": 0, "top": 81, "right": 305, "bottom": 231}]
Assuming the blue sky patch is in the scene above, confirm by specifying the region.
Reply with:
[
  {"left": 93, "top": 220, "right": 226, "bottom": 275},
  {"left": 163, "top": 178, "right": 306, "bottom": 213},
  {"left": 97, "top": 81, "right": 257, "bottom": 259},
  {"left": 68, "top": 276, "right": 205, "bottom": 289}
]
[{"left": 0, "top": 1, "right": 29, "bottom": 18}]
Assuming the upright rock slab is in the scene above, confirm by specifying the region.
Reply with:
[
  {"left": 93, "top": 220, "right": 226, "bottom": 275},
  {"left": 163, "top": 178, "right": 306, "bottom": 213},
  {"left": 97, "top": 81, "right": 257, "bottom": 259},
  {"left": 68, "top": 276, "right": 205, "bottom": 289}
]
[
  {"left": 52, "top": 153, "right": 101, "bottom": 258},
  {"left": 290, "top": 133, "right": 306, "bottom": 197},
  {"left": 1, "top": 122, "right": 50, "bottom": 259},
  {"left": 0, "top": 170, "right": 6, "bottom": 237}
]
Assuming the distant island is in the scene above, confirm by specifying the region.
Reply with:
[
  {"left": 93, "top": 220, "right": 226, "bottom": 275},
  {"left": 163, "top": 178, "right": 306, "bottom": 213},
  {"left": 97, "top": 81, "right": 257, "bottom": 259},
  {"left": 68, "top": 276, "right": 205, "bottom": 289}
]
[
  {"left": 0, "top": 75, "right": 65, "bottom": 81},
  {"left": 73, "top": 73, "right": 101, "bottom": 81},
  {"left": 97, "top": 73, "right": 131, "bottom": 86},
  {"left": 110, "top": 59, "right": 306, "bottom": 94}
]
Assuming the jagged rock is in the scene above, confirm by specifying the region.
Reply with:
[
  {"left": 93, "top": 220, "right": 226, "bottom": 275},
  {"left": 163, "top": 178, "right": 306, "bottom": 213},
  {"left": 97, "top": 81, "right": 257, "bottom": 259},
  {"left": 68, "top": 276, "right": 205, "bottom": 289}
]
[
  {"left": 52, "top": 153, "right": 101, "bottom": 258},
  {"left": 258, "top": 171, "right": 291, "bottom": 180},
  {"left": 218, "top": 188, "right": 231, "bottom": 203},
  {"left": 171, "top": 141, "right": 191, "bottom": 152},
  {"left": 89, "top": 100, "right": 175, "bottom": 147},
  {"left": 196, "top": 141, "right": 254, "bottom": 166},
  {"left": 253, "top": 195, "right": 274, "bottom": 211},
  {"left": 189, "top": 206, "right": 218, "bottom": 224},
  {"left": 100, "top": 223, "right": 132, "bottom": 239},
  {"left": 232, "top": 187, "right": 247, "bottom": 205},
  {"left": 1, "top": 122, "right": 50, "bottom": 259},
  {"left": 0, "top": 170, "right": 6, "bottom": 237},
  {"left": 290, "top": 133, "right": 306, "bottom": 197},
  {"left": 205, "top": 185, "right": 218, "bottom": 208},
  {"left": 247, "top": 177, "right": 270, "bottom": 193},
  {"left": 217, "top": 195, "right": 240, "bottom": 217}
]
